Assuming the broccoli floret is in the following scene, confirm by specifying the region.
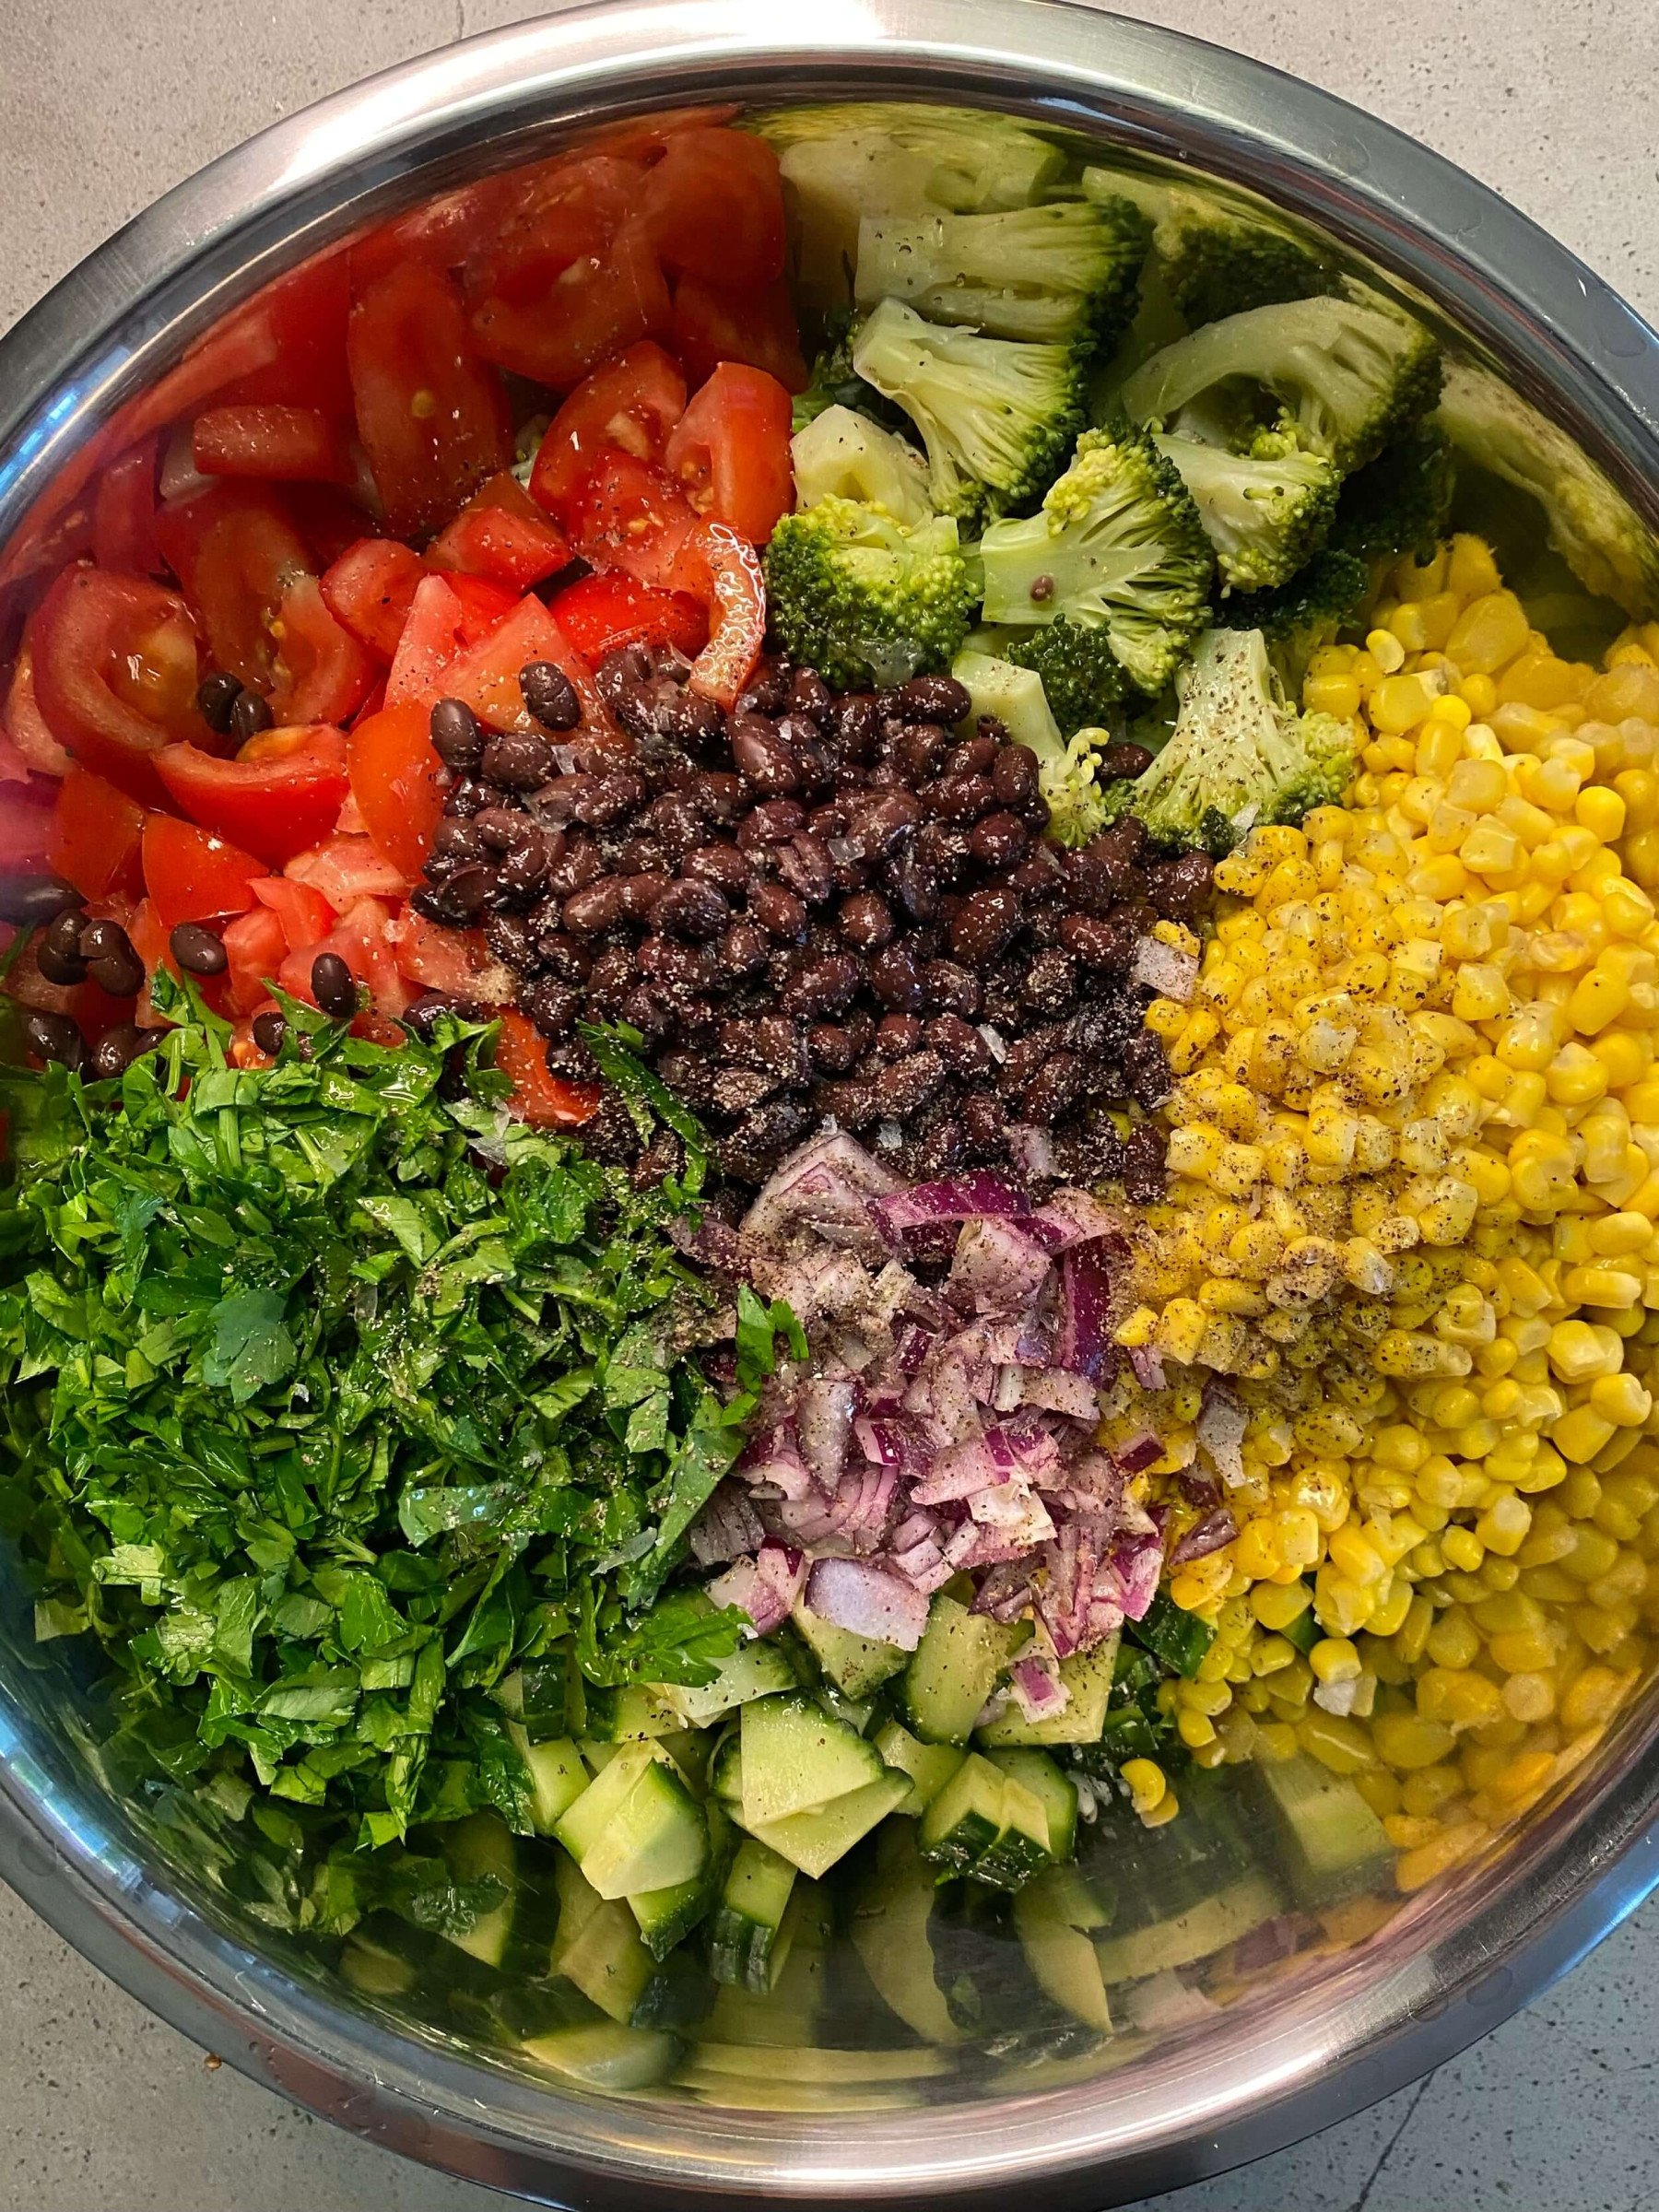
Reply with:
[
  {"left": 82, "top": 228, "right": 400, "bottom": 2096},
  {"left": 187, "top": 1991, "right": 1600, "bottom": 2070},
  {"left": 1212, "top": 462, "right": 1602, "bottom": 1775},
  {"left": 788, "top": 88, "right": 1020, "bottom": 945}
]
[
  {"left": 1209, "top": 547, "right": 1371, "bottom": 691},
  {"left": 1003, "top": 618, "right": 1131, "bottom": 734},
  {"left": 952, "top": 648, "right": 1119, "bottom": 847},
  {"left": 1329, "top": 424, "right": 1456, "bottom": 565},
  {"left": 1154, "top": 431, "right": 1340, "bottom": 592},
  {"left": 854, "top": 195, "right": 1150, "bottom": 352},
  {"left": 793, "top": 316, "right": 906, "bottom": 434},
  {"left": 852, "top": 299, "right": 1087, "bottom": 527},
  {"left": 747, "top": 103, "right": 1065, "bottom": 327},
  {"left": 1435, "top": 359, "right": 1659, "bottom": 618},
  {"left": 978, "top": 425, "right": 1213, "bottom": 696},
  {"left": 1128, "top": 627, "right": 1358, "bottom": 850},
  {"left": 791, "top": 405, "right": 934, "bottom": 525},
  {"left": 1085, "top": 166, "right": 1335, "bottom": 328},
  {"left": 1121, "top": 283, "right": 1442, "bottom": 476},
  {"left": 764, "top": 495, "right": 977, "bottom": 691}
]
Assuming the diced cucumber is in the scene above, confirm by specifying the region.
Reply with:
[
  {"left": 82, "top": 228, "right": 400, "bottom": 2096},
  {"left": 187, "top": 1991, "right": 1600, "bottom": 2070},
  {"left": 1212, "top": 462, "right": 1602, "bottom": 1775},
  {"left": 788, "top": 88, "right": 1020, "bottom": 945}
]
[
  {"left": 339, "top": 1932, "right": 418, "bottom": 1997},
  {"left": 850, "top": 1820, "right": 966, "bottom": 2046},
  {"left": 495, "top": 1650, "right": 586, "bottom": 1740},
  {"left": 793, "top": 1599, "right": 910, "bottom": 1699},
  {"left": 873, "top": 1720, "right": 966, "bottom": 1814},
  {"left": 709, "top": 1836, "right": 799, "bottom": 1992},
  {"left": 520, "top": 2021, "right": 679, "bottom": 2092},
  {"left": 739, "top": 1694, "right": 884, "bottom": 1828},
  {"left": 441, "top": 1812, "right": 516, "bottom": 1968},
  {"left": 629, "top": 1793, "right": 730, "bottom": 1959},
  {"left": 688, "top": 2041, "right": 953, "bottom": 2083},
  {"left": 901, "top": 1594, "right": 1021, "bottom": 1746},
  {"left": 551, "top": 1854, "right": 656, "bottom": 2023},
  {"left": 710, "top": 1727, "right": 743, "bottom": 1806},
  {"left": 1081, "top": 1767, "right": 1263, "bottom": 1935},
  {"left": 581, "top": 1683, "right": 678, "bottom": 1743},
  {"left": 1013, "top": 1868, "right": 1112, "bottom": 2031},
  {"left": 918, "top": 1752, "right": 1011, "bottom": 1875},
  {"left": 1279, "top": 1592, "right": 1320, "bottom": 1654},
  {"left": 1126, "top": 1590, "right": 1213, "bottom": 1678},
  {"left": 984, "top": 1747, "right": 1078, "bottom": 1861},
  {"left": 1251, "top": 1753, "right": 1393, "bottom": 1908},
  {"left": 653, "top": 1636, "right": 797, "bottom": 1728},
  {"left": 511, "top": 1729, "right": 590, "bottom": 1835},
  {"left": 815, "top": 1683, "right": 877, "bottom": 1734},
  {"left": 557, "top": 1744, "right": 709, "bottom": 1901},
  {"left": 976, "top": 1637, "right": 1122, "bottom": 1746},
  {"left": 703, "top": 1888, "right": 830, "bottom": 2047},
  {"left": 750, "top": 1770, "right": 912, "bottom": 1877},
  {"left": 1096, "top": 1870, "right": 1283, "bottom": 1983},
  {"left": 971, "top": 1771, "right": 1053, "bottom": 1891},
  {"left": 657, "top": 1727, "right": 714, "bottom": 1792}
]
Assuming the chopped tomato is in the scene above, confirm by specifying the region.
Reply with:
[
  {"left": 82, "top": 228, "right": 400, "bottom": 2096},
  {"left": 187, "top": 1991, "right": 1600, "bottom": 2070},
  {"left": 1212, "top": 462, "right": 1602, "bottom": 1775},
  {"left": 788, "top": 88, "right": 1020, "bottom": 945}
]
[
  {"left": 218, "top": 902, "right": 288, "bottom": 1016},
  {"left": 469, "top": 223, "right": 671, "bottom": 393},
  {"left": 665, "top": 363, "right": 794, "bottom": 544},
  {"left": 155, "top": 724, "right": 350, "bottom": 866},
  {"left": 320, "top": 537, "right": 426, "bottom": 661},
  {"left": 447, "top": 573, "right": 520, "bottom": 640},
  {"left": 427, "top": 471, "right": 571, "bottom": 592},
  {"left": 49, "top": 767, "right": 147, "bottom": 900},
  {"left": 279, "top": 896, "right": 411, "bottom": 1017},
  {"left": 569, "top": 450, "right": 700, "bottom": 591},
  {"left": 211, "top": 251, "right": 354, "bottom": 418},
  {"left": 547, "top": 572, "right": 707, "bottom": 662},
  {"left": 155, "top": 483, "right": 312, "bottom": 692},
  {"left": 527, "top": 343, "right": 687, "bottom": 523},
  {"left": 685, "top": 523, "right": 767, "bottom": 709},
  {"left": 384, "top": 574, "right": 468, "bottom": 709},
  {"left": 347, "top": 700, "right": 447, "bottom": 882},
  {"left": 286, "top": 833, "right": 407, "bottom": 912},
  {"left": 671, "top": 274, "right": 809, "bottom": 394},
  {"left": 4, "top": 638, "right": 72, "bottom": 777},
  {"left": 30, "top": 567, "right": 207, "bottom": 803},
  {"left": 459, "top": 155, "right": 642, "bottom": 307},
  {"left": 250, "top": 874, "right": 335, "bottom": 951},
  {"left": 494, "top": 1007, "right": 600, "bottom": 1127},
  {"left": 93, "top": 435, "right": 163, "bottom": 575},
  {"left": 141, "top": 814, "right": 265, "bottom": 928},
  {"left": 267, "top": 575, "right": 376, "bottom": 727},
  {"left": 348, "top": 263, "right": 512, "bottom": 541},
  {"left": 193, "top": 404, "right": 353, "bottom": 485},
  {"left": 639, "top": 128, "right": 785, "bottom": 290},
  {"left": 440, "top": 593, "right": 602, "bottom": 735},
  {"left": 388, "top": 909, "right": 516, "bottom": 1003}
]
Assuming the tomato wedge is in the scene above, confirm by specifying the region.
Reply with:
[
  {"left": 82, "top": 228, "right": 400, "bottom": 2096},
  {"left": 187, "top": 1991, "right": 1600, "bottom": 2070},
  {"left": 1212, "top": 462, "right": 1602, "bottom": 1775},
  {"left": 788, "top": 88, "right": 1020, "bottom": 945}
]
[
  {"left": 384, "top": 575, "right": 469, "bottom": 709},
  {"left": 250, "top": 874, "right": 335, "bottom": 951},
  {"left": 320, "top": 537, "right": 427, "bottom": 661},
  {"left": 4, "top": 636, "right": 72, "bottom": 776},
  {"left": 155, "top": 484, "right": 312, "bottom": 692},
  {"left": 279, "top": 896, "right": 411, "bottom": 1017},
  {"left": 155, "top": 724, "right": 350, "bottom": 866},
  {"left": 459, "top": 155, "right": 642, "bottom": 305},
  {"left": 547, "top": 572, "right": 707, "bottom": 663},
  {"left": 639, "top": 128, "right": 785, "bottom": 289},
  {"left": 193, "top": 404, "right": 353, "bottom": 485},
  {"left": 493, "top": 1007, "right": 600, "bottom": 1127},
  {"left": 469, "top": 223, "right": 671, "bottom": 393},
  {"left": 440, "top": 594, "right": 601, "bottom": 735},
  {"left": 427, "top": 472, "right": 571, "bottom": 592},
  {"left": 685, "top": 523, "right": 767, "bottom": 709},
  {"left": 569, "top": 450, "right": 700, "bottom": 591},
  {"left": 671, "top": 274, "right": 809, "bottom": 394},
  {"left": 527, "top": 343, "right": 687, "bottom": 524},
  {"left": 286, "top": 834, "right": 407, "bottom": 912},
  {"left": 48, "top": 767, "right": 147, "bottom": 901},
  {"left": 141, "top": 815, "right": 265, "bottom": 928},
  {"left": 348, "top": 263, "right": 511, "bottom": 541},
  {"left": 268, "top": 575, "right": 377, "bottom": 726},
  {"left": 219, "top": 902, "right": 289, "bottom": 1016},
  {"left": 389, "top": 910, "right": 516, "bottom": 1003},
  {"left": 347, "top": 700, "right": 447, "bottom": 882},
  {"left": 665, "top": 363, "right": 794, "bottom": 545},
  {"left": 93, "top": 435, "right": 163, "bottom": 576},
  {"left": 31, "top": 567, "right": 207, "bottom": 803}
]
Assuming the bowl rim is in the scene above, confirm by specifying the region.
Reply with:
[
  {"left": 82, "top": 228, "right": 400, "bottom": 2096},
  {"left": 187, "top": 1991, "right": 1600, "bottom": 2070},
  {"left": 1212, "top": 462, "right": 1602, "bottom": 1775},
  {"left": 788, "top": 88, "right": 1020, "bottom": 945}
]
[{"left": 2, "top": 3, "right": 1659, "bottom": 2204}]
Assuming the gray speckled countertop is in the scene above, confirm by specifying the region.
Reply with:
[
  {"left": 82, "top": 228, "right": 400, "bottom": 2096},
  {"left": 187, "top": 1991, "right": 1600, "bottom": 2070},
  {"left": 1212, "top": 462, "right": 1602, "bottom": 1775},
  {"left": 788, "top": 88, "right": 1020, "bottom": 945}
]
[{"left": 2, "top": 4, "right": 1656, "bottom": 2206}]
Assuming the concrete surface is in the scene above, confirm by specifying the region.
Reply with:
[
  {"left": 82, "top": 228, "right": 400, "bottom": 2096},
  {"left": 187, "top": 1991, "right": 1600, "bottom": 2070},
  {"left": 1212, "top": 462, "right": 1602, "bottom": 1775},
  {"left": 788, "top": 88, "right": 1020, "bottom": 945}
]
[{"left": 1, "top": 3, "right": 1656, "bottom": 2208}]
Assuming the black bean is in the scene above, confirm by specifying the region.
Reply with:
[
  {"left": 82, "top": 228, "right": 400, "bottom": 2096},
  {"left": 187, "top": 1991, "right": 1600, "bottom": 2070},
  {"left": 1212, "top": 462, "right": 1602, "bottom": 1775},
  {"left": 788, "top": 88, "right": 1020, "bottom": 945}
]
[
  {"left": 716, "top": 922, "right": 770, "bottom": 980},
  {"left": 944, "top": 735, "right": 998, "bottom": 779},
  {"left": 838, "top": 890, "right": 893, "bottom": 951},
  {"left": 749, "top": 881, "right": 808, "bottom": 942},
  {"left": 653, "top": 877, "right": 729, "bottom": 939},
  {"left": 874, "top": 1049, "right": 947, "bottom": 1116},
  {"left": 596, "top": 642, "right": 653, "bottom": 710},
  {"left": 961, "top": 1088, "right": 1005, "bottom": 1156},
  {"left": 485, "top": 912, "right": 535, "bottom": 968},
  {"left": 443, "top": 776, "right": 490, "bottom": 819},
  {"left": 894, "top": 723, "right": 949, "bottom": 782},
  {"left": 468, "top": 806, "right": 524, "bottom": 853},
  {"left": 869, "top": 940, "right": 924, "bottom": 1012},
  {"left": 806, "top": 1021, "right": 860, "bottom": 1075},
  {"left": 782, "top": 951, "right": 862, "bottom": 1018},
  {"left": 437, "top": 865, "right": 500, "bottom": 919},
  {"left": 431, "top": 816, "right": 488, "bottom": 867},
  {"left": 586, "top": 946, "right": 635, "bottom": 1011},
  {"left": 641, "top": 792, "right": 704, "bottom": 861},
  {"left": 877, "top": 1013, "right": 924, "bottom": 1058},
  {"left": 563, "top": 879, "right": 625, "bottom": 935},
  {"left": 1021, "top": 1052, "right": 1088, "bottom": 1125},
  {"left": 683, "top": 771, "right": 745, "bottom": 824},
  {"left": 520, "top": 660, "right": 582, "bottom": 732},
  {"left": 1097, "top": 741, "right": 1154, "bottom": 781},
  {"left": 922, "top": 959, "right": 981, "bottom": 1018},
  {"left": 923, "top": 772, "right": 997, "bottom": 823},
  {"left": 1147, "top": 850, "right": 1215, "bottom": 921},
  {"left": 737, "top": 799, "right": 806, "bottom": 851},
  {"left": 914, "top": 1118, "right": 966, "bottom": 1178},
  {"left": 168, "top": 921, "right": 228, "bottom": 976},
  {"left": 830, "top": 692, "right": 881, "bottom": 762},
  {"left": 969, "top": 809, "right": 1032, "bottom": 872},
  {"left": 1122, "top": 1119, "right": 1167, "bottom": 1203},
  {"left": 83, "top": 919, "right": 144, "bottom": 998},
  {"left": 229, "top": 688, "right": 273, "bottom": 741},
  {"left": 89, "top": 1022, "right": 160, "bottom": 1080},
  {"left": 735, "top": 659, "right": 793, "bottom": 718},
  {"left": 1022, "top": 947, "right": 1077, "bottom": 1014},
  {"left": 402, "top": 991, "right": 470, "bottom": 1038},
  {"left": 711, "top": 1065, "right": 782, "bottom": 1115},
  {"left": 898, "top": 673, "right": 971, "bottom": 725},
  {"left": 483, "top": 730, "right": 557, "bottom": 793},
  {"left": 638, "top": 935, "right": 717, "bottom": 994},
  {"left": 36, "top": 937, "right": 88, "bottom": 986},
  {"left": 0, "top": 875, "right": 81, "bottom": 927},
  {"left": 818, "top": 1078, "right": 880, "bottom": 1130},
  {"left": 43, "top": 907, "right": 88, "bottom": 962},
  {"left": 1085, "top": 815, "right": 1149, "bottom": 882},
  {"left": 545, "top": 838, "right": 603, "bottom": 897},
  {"left": 925, "top": 1012, "right": 995, "bottom": 1077},
  {"left": 730, "top": 716, "right": 802, "bottom": 795},
  {"left": 252, "top": 1010, "right": 286, "bottom": 1056},
  {"left": 991, "top": 745, "right": 1041, "bottom": 808},
  {"left": 311, "top": 951, "right": 358, "bottom": 1018},
  {"left": 788, "top": 667, "right": 834, "bottom": 725},
  {"left": 841, "top": 791, "right": 922, "bottom": 862},
  {"left": 616, "top": 872, "right": 672, "bottom": 921},
  {"left": 536, "top": 933, "right": 592, "bottom": 982},
  {"left": 579, "top": 771, "right": 649, "bottom": 827},
  {"left": 430, "top": 698, "right": 486, "bottom": 771},
  {"left": 1123, "top": 1028, "right": 1174, "bottom": 1110},
  {"left": 950, "top": 887, "right": 1023, "bottom": 968},
  {"left": 523, "top": 980, "right": 582, "bottom": 1039},
  {"left": 889, "top": 841, "right": 941, "bottom": 924},
  {"left": 496, "top": 839, "right": 550, "bottom": 901},
  {"left": 684, "top": 842, "right": 751, "bottom": 897},
  {"left": 196, "top": 671, "right": 244, "bottom": 735},
  {"left": 620, "top": 984, "right": 677, "bottom": 1041},
  {"left": 775, "top": 834, "right": 834, "bottom": 905}
]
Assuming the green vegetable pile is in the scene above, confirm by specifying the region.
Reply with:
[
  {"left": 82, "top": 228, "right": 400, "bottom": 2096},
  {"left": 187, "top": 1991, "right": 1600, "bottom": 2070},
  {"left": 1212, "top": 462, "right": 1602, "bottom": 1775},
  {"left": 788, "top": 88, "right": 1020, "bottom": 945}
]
[{"left": 0, "top": 983, "right": 799, "bottom": 1857}]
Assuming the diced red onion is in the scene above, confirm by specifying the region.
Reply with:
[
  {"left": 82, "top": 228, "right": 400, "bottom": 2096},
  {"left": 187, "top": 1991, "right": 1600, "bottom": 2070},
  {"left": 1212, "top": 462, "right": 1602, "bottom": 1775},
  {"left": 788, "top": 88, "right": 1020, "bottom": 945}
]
[
  {"left": 743, "top": 1129, "right": 900, "bottom": 1252},
  {"left": 1009, "top": 1654, "right": 1071, "bottom": 1722},
  {"left": 806, "top": 1557, "right": 931, "bottom": 1649},
  {"left": 1196, "top": 1383, "right": 1246, "bottom": 1486},
  {"left": 1230, "top": 1914, "right": 1309, "bottom": 1974},
  {"left": 875, "top": 1172, "right": 1030, "bottom": 1236},
  {"left": 949, "top": 1216, "right": 1053, "bottom": 1313},
  {"left": 975, "top": 1022, "right": 1008, "bottom": 1063},
  {"left": 688, "top": 1479, "right": 765, "bottom": 1566},
  {"left": 709, "top": 1539, "right": 805, "bottom": 1636},
  {"left": 1006, "top": 1123, "right": 1057, "bottom": 1181},
  {"left": 1027, "top": 1187, "right": 1127, "bottom": 1252},
  {"left": 1055, "top": 1242, "right": 1116, "bottom": 1382},
  {"left": 1114, "top": 1429, "right": 1165, "bottom": 1475},
  {"left": 1018, "top": 1369, "right": 1101, "bottom": 1422},
  {"left": 736, "top": 1425, "right": 813, "bottom": 1501},
  {"left": 1131, "top": 935, "right": 1200, "bottom": 1002},
  {"left": 1124, "top": 1973, "right": 1220, "bottom": 2035},
  {"left": 1127, "top": 1343, "right": 1167, "bottom": 1392},
  {"left": 795, "top": 1376, "right": 859, "bottom": 1487},
  {"left": 1170, "top": 1506, "right": 1238, "bottom": 1566},
  {"left": 1106, "top": 1527, "right": 1164, "bottom": 1620}
]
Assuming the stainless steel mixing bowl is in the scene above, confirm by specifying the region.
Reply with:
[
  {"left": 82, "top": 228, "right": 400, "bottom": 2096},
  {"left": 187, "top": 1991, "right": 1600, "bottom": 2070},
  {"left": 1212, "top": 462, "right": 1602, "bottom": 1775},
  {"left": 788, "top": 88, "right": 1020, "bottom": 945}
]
[{"left": 3, "top": 5, "right": 1659, "bottom": 2205}]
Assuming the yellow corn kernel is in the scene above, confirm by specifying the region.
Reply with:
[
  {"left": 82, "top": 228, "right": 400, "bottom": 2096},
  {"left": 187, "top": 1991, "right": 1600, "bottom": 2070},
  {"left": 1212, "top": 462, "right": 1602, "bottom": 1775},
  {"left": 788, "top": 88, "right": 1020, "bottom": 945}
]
[
  {"left": 1576, "top": 784, "right": 1628, "bottom": 841},
  {"left": 1502, "top": 1673, "right": 1557, "bottom": 1724},
  {"left": 1441, "top": 1525, "right": 1485, "bottom": 1572},
  {"left": 1552, "top": 1404, "right": 1619, "bottom": 1463},
  {"left": 1589, "top": 1212, "right": 1653, "bottom": 1257},
  {"left": 1299, "top": 1710, "right": 1377, "bottom": 1774},
  {"left": 1121, "top": 1759, "right": 1168, "bottom": 1817},
  {"left": 1250, "top": 1580, "right": 1312, "bottom": 1633},
  {"left": 1452, "top": 963, "right": 1511, "bottom": 1022},
  {"left": 1559, "top": 1664, "right": 1630, "bottom": 1735},
  {"left": 1395, "top": 1820, "right": 1488, "bottom": 1893},
  {"left": 1560, "top": 1265, "right": 1642, "bottom": 1310},
  {"left": 1372, "top": 1711, "right": 1459, "bottom": 1771},
  {"left": 1461, "top": 820, "right": 1523, "bottom": 876},
  {"left": 1477, "top": 1490, "right": 1533, "bottom": 1556},
  {"left": 1309, "top": 1636, "right": 1361, "bottom": 1686},
  {"left": 1176, "top": 1708, "right": 1217, "bottom": 1749},
  {"left": 1547, "top": 1320, "right": 1624, "bottom": 1382},
  {"left": 1590, "top": 1371, "right": 1653, "bottom": 1426},
  {"left": 1448, "top": 592, "right": 1530, "bottom": 676}
]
